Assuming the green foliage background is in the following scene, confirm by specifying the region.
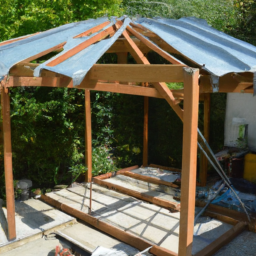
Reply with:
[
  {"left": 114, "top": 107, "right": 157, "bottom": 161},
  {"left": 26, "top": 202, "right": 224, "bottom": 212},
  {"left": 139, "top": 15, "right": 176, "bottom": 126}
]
[{"left": 0, "top": 0, "right": 256, "bottom": 195}]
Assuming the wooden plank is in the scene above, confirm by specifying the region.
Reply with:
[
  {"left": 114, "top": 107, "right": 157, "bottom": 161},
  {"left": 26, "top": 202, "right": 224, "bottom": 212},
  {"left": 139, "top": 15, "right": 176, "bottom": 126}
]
[
  {"left": 89, "top": 64, "right": 185, "bottom": 83},
  {"left": 74, "top": 21, "right": 111, "bottom": 38},
  {"left": 9, "top": 63, "right": 185, "bottom": 83},
  {"left": 143, "top": 96, "right": 149, "bottom": 166},
  {"left": 41, "top": 194, "right": 178, "bottom": 256},
  {"left": 117, "top": 171, "right": 179, "bottom": 188},
  {"left": 193, "top": 222, "right": 247, "bottom": 256},
  {"left": 127, "top": 26, "right": 184, "bottom": 65},
  {"left": 85, "top": 90, "right": 92, "bottom": 183},
  {"left": 0, "top": 86, "right": 16, "bottom": 241},
  {"left": 130, "top": 23, "right": 157, "bottom": 38},
  {"left": 93, "top": 177, "right": 180, "bottom": 211},
  {"left": 149, "top": 164, "right": 181, "bottom": 173},
  {"left": 178, "top": 67, "right": 199, "bottom": 256},
  {"left": 6, "top": 76, "right": 186, "bottom": 100},
  {"left": 200, "top": 94, "right": 210, "bottom": 187},
  {"left": 47, "top": 26, "right": 116, "bottom": 67}
]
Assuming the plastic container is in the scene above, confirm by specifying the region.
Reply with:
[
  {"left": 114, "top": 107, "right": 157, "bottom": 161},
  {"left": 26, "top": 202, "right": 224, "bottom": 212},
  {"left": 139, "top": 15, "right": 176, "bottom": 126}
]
[{"left": 244, "top": 153, "right": 256, "bottom": 184}]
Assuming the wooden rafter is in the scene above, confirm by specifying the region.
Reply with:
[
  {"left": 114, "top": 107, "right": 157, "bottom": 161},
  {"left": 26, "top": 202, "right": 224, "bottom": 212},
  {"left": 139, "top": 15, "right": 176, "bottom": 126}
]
[
  {"left": 74, "top": 21, "right": 111, "bottom": 38},
  {"left": 127, "top": 25, "right": 184, "bottom": 65},
  {"left": 46, "top": 25, "right": 116, "bottom": 67},
  {"left": 121, "top": 28, "right": 184, "bottom": 120}
]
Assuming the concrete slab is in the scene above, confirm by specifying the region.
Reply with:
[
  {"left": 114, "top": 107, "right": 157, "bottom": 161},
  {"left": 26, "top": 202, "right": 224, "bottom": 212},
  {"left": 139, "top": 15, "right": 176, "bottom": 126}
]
[
  {"left": 0, "top": 199, "right": 75, "bottom": 253},
  {"left": 46, "top": 184, "right": 233, "bottom": 255},
  {"left": 1, "top": 237, "right": 59, "bottom": 256},
  {"left": 60, "top": 222, "right": 139, "bottom": 254}
]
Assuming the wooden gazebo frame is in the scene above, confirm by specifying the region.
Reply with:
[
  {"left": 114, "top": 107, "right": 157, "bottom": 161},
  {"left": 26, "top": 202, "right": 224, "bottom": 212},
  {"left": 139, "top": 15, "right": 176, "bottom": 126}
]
[{"left": 0, "top": 20, "right": 254, "bottom": 256}]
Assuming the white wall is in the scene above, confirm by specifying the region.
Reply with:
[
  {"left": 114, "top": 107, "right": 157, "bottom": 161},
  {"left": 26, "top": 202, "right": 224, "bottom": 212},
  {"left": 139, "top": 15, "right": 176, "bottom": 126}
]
[{"left": 225, "top": 93, "right": 256, "bottom": 151}]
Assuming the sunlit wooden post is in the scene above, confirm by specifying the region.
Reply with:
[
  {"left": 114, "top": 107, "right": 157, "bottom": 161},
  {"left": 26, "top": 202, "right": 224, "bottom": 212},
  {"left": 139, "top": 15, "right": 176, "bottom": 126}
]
[
  {"left": 1, "top": 86, "right": 16, "bottom": 240},
  {"left": 178, "top": 67, "right": 199, "bottom": 256},
  {"left": 85, "top": 90, "right": 92, "bottom": 182}
]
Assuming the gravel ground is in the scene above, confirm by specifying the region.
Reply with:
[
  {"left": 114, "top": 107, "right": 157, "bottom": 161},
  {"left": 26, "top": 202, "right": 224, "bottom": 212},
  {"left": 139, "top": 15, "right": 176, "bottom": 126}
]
[{"left": 214, "top": 231, "right": 256, "bottom": 256}]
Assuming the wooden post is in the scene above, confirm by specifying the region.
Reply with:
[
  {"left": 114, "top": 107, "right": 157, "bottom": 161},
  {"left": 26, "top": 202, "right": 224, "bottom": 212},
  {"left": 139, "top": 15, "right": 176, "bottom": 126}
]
[
  {"left": 200, "top": 94, "right": 210, "bottom": 187},
  {"left": 85, "top": 90, "right": 92, "bottom": 182},
  {"left": 117, "top": 52, "right": 128, "bottom": 64},
  {"left": 1, "top": 87, "right": 16, "bottom": 240},
  {"left": 143, "top": 96, "right": 149, "bottom": 166},
  {"left": 178, "top": 67, "right": 199, "bottom": 256}
]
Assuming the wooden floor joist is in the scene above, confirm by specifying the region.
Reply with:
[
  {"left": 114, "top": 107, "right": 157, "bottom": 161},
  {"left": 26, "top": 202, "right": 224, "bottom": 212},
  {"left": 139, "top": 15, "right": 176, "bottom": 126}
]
[
  {"left": 93, "top": 177, "right": 180, "bottom": 211},
  {"left": 193, "top": 222, "right": 247, "bottom": 256},
  {"left": 41, "top": 194, "right": 178, "bottom": 256}
]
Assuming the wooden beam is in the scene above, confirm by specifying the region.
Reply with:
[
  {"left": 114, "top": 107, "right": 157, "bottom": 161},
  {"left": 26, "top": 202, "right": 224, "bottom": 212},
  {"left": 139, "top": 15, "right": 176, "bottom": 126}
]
[
  {"left": 85, "top": 90, "right": 92, "bottom": 183},
  {"left": 127, "top": 26, "right": 184, "bottom": 65},
  {"left": 117, "top": 52, "right": 128, "bottom": 64},
  {"left": 90, "top": 64, "right": 185, "bottom": 83},
  {"left": 178, "top": 67, "right": 199, "bottom": 256},
  {"left": 93, "top": 177, "right": 180, "bottom": 211},
  {"left": 41, "top": 194, "right": 177, "bottom": 256},
  {"left": 130, "top": 23, "right": 158, "bottom": 38},
  {"left": 74, "top": 21, "right": 111, "bottom": 38},
  {"left": 149, "top": 164, "right": 181, "bottom": 172},
  {"left": 47, "top": 26, "right": 116, "bottom": 67},
  {"left": 0, "top": 86, "right": 16, "bottom": 240},
  {"left": 5, "top": 76, "right": 185, "bottom": 100},
  {"left": 193, "top": 222, "right": 247, "bottom": 256},
  {"left": 200, "top": 94, "right": 210, "bottom": 187},
  {"left": 9, "top": 63, "right": 185, "bottom": 83},
  {"left": 143, "top": 96, "right": 149, "bottom": 166}
]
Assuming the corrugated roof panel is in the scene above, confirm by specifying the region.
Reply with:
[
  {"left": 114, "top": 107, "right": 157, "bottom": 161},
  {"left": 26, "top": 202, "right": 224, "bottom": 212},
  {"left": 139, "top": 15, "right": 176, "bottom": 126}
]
[
  {"left": 34, "top": 18, "right": 131, "bottom": 86},
  {"left": 135, "top": 17, "right": 256, "bottom": 76},
  {"left": 0, "top": 17, "right": 109, "bottom": 77},
  {"left": 0, "top": 16, "right": 256, "bottom": 88}
]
